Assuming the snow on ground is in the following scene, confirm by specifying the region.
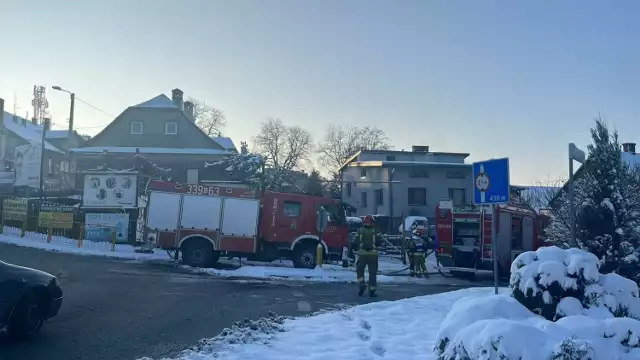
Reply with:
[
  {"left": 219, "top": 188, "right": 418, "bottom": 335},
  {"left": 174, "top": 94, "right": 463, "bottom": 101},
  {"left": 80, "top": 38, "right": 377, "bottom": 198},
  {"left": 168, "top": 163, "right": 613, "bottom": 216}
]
[
  {"left": 0, "top": 226, "right": 170, "bottom": 261},
  {"left": 187, "top": 253, "right": 441, "bottom": 283},
  {"left": 0, "top": 226, "right": 444, "bottom": 284},
  {"left": 141, "top": 287, "right": 504, "bottom": 360}
]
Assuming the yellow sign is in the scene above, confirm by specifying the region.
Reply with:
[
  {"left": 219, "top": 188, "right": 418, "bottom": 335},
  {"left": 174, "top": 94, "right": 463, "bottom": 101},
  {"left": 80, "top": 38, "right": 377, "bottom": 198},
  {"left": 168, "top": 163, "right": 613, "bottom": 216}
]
[
  {"left": 38, "top": 212, "right": 74, "bottom": 229},
  {"left": 3, "top": 198, "right": 28, "bottom": 221}
]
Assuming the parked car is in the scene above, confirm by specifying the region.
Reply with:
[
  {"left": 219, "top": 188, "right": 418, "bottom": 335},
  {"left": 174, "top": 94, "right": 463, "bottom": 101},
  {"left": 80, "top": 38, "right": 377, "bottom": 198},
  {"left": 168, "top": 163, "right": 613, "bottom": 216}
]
[{"left": 0, "top": 260, "right": 63, "bottom": 339}]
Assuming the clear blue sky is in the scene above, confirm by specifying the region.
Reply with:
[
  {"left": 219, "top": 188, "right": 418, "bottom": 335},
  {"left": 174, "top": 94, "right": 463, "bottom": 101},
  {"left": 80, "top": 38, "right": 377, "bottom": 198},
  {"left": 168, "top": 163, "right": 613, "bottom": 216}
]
[{"left": 2, "top": 0, "right": 639, "bottom": 185}]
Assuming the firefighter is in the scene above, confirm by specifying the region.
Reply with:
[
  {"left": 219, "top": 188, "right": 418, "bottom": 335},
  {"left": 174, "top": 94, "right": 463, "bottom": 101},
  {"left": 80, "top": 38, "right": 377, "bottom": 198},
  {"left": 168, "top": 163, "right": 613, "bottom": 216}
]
[
  {"left": 353, "top": 215, "right": 382, "bottom": 297},
  {"left": 405, "top": 233, "right": 417, "bottom": 277},
  {"left": 412, "top": 229, "right": 428, "bottom": 278}
]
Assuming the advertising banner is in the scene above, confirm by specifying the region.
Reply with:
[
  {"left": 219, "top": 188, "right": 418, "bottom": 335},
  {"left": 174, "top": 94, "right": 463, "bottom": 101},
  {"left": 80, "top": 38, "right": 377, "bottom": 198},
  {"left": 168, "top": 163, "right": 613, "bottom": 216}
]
[
  {"left": 2, "top": 198, "right": 28, "bottom": 221},
  {"left": 83, "top": 174, "right": 138, "bottom": 208},
  {"left": 13, "top": 144, "right": 41, "bottom": 188},
  {"left": 38, "top": 203, "right": 76, "bottom": 229},
  {"left": 84, "top": 213, "right": 130, "bottom": 243}
]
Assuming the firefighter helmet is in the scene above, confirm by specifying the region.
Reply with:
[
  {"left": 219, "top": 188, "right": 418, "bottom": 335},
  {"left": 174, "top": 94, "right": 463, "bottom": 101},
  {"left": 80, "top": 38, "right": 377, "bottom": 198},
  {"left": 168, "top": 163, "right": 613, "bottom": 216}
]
[{"left": 363, "top": 215, "right": 374, "bottom": 226}]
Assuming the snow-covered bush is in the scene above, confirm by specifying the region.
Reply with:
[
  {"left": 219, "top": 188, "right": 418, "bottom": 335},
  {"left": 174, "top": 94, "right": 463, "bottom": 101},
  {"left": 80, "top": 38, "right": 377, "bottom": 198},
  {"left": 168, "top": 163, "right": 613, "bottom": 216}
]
[
  {"left": 510, "top": 246, "right": 640, "bottom": 321},
  {"left": 545, "top": 119, "right": 640, "bottom": 282},
  {"left": 434, "top": 294, "right": 640, "bottom": 360}
]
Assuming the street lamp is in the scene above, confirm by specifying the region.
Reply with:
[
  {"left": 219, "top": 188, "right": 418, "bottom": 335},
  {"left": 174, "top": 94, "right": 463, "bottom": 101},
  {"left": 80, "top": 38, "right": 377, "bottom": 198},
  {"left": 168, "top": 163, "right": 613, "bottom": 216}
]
[
  {"left": 568, "top": 143, "right": 586, "bottom": 247},
  {"left": 51, "top": 86, "right": 75, "bottom": 137},
  {"left": 52, "top": 86, "right": 76, "bottom": 189}
]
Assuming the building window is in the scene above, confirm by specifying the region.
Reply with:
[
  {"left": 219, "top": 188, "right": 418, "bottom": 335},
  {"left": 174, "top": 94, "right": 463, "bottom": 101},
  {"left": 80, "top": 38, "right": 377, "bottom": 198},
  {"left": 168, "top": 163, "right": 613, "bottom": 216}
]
[
  {"left": 446, "top": 171, "right": 466, "bottom": 179},
  {"left": 360, "top": 168, "right": 367, "bottom": 178},
  {"left": 375, "top": 189, "right": 384, "bottom": 206},
  {"left": 130, "top": 121, "right": 143, "bottom": 134},
  {"left": 283, "top": 201, "right": 302, "bottom": 217},
  {"left": 408, "top": 168, "right": 429, "bottom": 178},
  {"left": 361, "top": 191, "right": 368, "bottom": 208},
  {"left": 386, "top": 155, "right": 396, "bottom": 161},
  {"left": 448, "top": 188, "right": 466, "bottom": 207},
  {"left": 165, "top": 121, "right": 178, "bottom": 135},
  {"left": 186, "top": 169, "right": 199, "bottom": 184},
  {"left": 408, "top": 187, "right": 427, "bottom": 206},
  {"left": 346, "top": 182, "right": 352, "bottom": 197}
]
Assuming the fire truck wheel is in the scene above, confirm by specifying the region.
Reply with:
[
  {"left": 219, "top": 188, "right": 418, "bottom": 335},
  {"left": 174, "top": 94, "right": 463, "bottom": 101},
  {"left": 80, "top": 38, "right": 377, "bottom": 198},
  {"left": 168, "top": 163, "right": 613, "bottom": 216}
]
[
  {"left": 181, "top": 238, "right": 217, "bottom": 268},
  {"left": 293, "top": 244, "right": 317, "bottom": 269}
]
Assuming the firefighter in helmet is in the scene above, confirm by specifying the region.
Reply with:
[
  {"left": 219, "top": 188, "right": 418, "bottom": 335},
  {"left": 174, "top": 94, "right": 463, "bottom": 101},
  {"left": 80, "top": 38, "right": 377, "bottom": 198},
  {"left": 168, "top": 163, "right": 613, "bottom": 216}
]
[{"left": 353, "top": 215, "right": 382, "bottom": 297}]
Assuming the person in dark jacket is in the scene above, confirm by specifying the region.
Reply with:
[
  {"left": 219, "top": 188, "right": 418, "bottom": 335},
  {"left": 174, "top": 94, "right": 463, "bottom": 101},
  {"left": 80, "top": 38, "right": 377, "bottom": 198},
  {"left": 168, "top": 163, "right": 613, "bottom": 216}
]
[{"left": 353, "top": 215, "right": 382, "bottom": 297}]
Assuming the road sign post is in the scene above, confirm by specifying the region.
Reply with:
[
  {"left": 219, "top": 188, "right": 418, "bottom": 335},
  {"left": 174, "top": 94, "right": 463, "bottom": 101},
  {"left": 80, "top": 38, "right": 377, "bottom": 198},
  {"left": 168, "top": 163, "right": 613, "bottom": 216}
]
[{"left": 472, "top": 158, "right": 510, "bottom": 295}]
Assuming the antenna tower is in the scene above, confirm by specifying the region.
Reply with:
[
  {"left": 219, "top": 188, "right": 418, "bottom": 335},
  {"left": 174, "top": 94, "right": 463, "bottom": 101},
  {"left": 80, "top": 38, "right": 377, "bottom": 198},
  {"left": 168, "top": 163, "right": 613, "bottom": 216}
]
[{"left": 31, "top": 85, "right": 49, "bottom": 125}]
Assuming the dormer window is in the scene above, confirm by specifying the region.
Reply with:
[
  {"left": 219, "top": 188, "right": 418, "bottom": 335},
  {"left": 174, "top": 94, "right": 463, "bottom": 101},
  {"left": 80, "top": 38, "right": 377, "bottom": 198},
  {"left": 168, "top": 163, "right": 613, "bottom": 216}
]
[
  {"left": 130, "top": 121, "right": 143, "bottom": 135},
  {"left": 165, "top": 121, "right": 178, "bottom": 135}
]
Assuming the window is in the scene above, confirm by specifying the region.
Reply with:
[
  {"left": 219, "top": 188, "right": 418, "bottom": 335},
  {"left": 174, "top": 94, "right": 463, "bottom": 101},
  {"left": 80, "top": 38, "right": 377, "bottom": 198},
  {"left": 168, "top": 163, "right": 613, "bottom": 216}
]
[
  {"left": 283, "top": 201, "right": 302, "bottom": 217},
  {"left": 346, "top": 182, "right": 352, "bottom": 197},
  {"left": 130, "top": 121, "right": 143, "bottom": 134},
  {"left": 360, "top": 168, "right": 367, "bottom": 178},
  {"left": 408, "top": 168, "right": 429, "bottom": 178},
  {"left": 375, "top": 189, "right": 384, "bottom": 206},
  {"left": 446, "top": 171, "right": 466, "bottom": 179},
  {"left": 186, "top": 169, "right": 199, "bottom": 184},
  {"left": 165, "top": 121, "right": 178, "bottom": 135},
  {"left": 317, "top": 203, "right": 346, "bottom": 225},
  {"left": 408, "top": 187, "right": 427, "bottom": 206},
  {"left": 448, "top": 188, "right": 466, "bottom": 207},
  {"left": 360, "top": 191, "right": 368, "bottom": 208},
  {"left": 386, "top": 155, "right": 396, "bottom": 161}
]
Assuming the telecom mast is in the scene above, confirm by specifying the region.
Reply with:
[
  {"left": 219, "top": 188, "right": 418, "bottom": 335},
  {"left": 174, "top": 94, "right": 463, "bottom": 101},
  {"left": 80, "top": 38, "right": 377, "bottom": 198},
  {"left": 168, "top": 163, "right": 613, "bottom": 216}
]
[{"left": 31, "top": 85, "right": 49, "bottom": 125}]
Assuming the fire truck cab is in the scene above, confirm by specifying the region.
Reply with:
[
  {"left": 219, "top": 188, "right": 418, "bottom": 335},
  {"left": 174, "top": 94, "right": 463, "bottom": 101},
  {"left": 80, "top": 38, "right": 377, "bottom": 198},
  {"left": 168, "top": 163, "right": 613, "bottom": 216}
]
[{"left": 435, "top": 200, "right": 543, "bottom": 276}]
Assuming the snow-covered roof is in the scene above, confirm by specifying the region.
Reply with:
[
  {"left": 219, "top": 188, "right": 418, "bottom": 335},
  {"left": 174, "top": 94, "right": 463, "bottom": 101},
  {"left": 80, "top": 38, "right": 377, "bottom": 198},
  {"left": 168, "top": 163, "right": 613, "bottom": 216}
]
[
  {"left": 349, "top": 160, "right": 470, "bottom": 168},
  {"left": 132, "top": 94, "right": 177, "bottom": 109},
  {"left": 2, "top": 112, "right": 62, "bottom": 153},
  {"left": 211, "top": 136, "right": 237, "bottom": 152},
  {"left": 519, "top": 185, "right": 560, "bottom": 211},
  {"left": 45, "top": 130, "right": 72, "bottom": 139},
  {"left": 69, "top": 146, "right": 230, "bottom": 155}
]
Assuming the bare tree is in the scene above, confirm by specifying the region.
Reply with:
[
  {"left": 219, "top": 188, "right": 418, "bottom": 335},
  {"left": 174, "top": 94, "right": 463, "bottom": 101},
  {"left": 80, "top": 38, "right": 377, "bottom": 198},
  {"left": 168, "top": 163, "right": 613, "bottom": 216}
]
[
  {"left": 188, "top": 97, "right": 227, "bottom": 136},
  {"left": 317, "top": 125, "right": 392, "bottom": 174},
  {"left": 518, "top": 180, "right": 564, "bottom": 211},
  {"left": 253, "top": 118, "right": 313, "bottom": 171}
]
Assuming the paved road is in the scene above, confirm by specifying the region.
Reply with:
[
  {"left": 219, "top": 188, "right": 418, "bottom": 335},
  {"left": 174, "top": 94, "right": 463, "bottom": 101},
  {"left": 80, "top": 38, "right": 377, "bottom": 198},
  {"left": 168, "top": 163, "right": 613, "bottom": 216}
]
[{"left": 0, "top": 244, "right": 477, "bottom": 360}]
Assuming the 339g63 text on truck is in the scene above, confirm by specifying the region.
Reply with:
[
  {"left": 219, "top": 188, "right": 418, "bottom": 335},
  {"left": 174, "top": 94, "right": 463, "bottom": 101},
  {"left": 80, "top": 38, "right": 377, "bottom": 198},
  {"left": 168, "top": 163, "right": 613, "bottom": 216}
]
[{"left": 145, "top": 181, "right": 349, "bottom": 268}]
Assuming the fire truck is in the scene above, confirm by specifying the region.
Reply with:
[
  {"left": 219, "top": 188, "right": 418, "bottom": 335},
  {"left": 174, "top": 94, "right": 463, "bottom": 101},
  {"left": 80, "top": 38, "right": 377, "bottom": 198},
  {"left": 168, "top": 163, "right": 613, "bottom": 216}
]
[
  {"left": 144, "top": 180, "right": 350, "bottom": 269},
  {"left": 435, "top": 200, "right": 547, "bottom": 277}
]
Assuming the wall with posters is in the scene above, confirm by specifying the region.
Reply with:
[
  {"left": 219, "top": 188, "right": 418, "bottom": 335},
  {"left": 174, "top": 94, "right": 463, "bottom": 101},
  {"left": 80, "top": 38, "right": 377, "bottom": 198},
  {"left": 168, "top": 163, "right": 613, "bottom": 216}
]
[
  {"left": 83, "top": 173, "right": 138, "bottom": 208},
  {"left": 13, "top": 144, "right": 41, "bottom": 188},
  {"left": 84, "top": 213, "right": 130, "bottom": 243}
]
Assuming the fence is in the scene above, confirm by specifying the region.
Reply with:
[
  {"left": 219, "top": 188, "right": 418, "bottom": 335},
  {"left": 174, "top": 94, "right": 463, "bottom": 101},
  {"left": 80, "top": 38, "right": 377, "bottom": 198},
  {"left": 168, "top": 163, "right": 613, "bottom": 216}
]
[{"left": 0, "top": 196, "right": 139, "bottom": 252}]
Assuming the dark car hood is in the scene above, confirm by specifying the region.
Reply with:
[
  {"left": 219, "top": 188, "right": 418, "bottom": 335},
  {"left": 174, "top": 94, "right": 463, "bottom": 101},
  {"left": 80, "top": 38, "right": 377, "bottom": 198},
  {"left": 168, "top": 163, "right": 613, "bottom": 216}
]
[{"left": 0, "top": 261, "right": 55, "bottom": 284}]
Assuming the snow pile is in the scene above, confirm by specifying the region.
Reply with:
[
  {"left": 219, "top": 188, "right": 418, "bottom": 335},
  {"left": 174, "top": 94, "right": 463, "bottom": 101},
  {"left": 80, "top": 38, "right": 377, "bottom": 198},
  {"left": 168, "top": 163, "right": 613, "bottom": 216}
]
[
  {"left": 185, "top": 255, "right": 442, "bottom": 284},
  {"left": 510, "top": 246, "right": 640, "bottom": 321},
  {"left": 0, "top": 226, "right": 171, "bottom": 261},
  {"left": 139, "top": 287, "right": 499, "bottom": 360},
  {"left": 434, "top": 294, "right": 640, "bottom": 360}
]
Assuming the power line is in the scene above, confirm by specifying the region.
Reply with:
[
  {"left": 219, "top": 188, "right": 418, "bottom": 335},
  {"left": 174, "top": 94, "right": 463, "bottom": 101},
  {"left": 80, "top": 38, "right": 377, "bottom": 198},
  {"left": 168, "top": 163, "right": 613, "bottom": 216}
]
[{"left": 74, "top": 96, "right": 115, "bottom": 118}]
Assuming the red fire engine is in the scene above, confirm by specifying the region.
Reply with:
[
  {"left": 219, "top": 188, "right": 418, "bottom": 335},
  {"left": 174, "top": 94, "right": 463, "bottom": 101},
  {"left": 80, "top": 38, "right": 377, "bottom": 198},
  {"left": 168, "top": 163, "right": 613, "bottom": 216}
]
[
  {"left": 145, "top": 180, "right": 350, "bottom": 269},
  {"left": 435, "top": 200, "right": 547, "bottom": 276}
]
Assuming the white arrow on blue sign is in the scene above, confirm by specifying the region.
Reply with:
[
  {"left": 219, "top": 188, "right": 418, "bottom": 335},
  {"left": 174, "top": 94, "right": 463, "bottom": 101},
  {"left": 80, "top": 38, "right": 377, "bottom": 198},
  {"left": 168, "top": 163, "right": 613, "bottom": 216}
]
[{"left": 472, "top": 158, "right": 510, "bottom": 205}]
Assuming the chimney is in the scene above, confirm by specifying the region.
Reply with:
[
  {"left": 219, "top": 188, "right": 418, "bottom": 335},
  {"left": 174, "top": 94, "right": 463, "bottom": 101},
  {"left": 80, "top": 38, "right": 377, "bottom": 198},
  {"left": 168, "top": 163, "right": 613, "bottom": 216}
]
[
  {"left": 32, "top": 117, "right": 38, "bottom": 125},
  {"left": 21, "top": 117, "right": 26, "bottom": 127},
  {"left": 183, "top": 101, "right": 195, "bottom": 122},
  {"left": 171, "top": 88, "right": 184, "bottom": 110},
  {"left": 43, "top": 118, "right": 51, "bottom": 132},
  {"left": 411, "top": 145, "right": 430, "bottom": 153},
  {"left": 623, "top": 142, "right": 636, "bottom": 154}
]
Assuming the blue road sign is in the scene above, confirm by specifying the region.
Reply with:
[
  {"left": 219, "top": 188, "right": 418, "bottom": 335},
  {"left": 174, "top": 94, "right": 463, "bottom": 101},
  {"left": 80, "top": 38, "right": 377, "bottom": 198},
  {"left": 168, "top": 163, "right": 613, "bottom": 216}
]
[{"left": 472, "top": 158, "right": 510, "bottom": 205}]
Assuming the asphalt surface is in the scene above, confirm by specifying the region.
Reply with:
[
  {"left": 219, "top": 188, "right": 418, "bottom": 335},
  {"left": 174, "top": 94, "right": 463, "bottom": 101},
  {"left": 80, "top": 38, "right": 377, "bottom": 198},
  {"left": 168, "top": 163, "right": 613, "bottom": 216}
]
[{"left": 0, "top": 243, "right": 479, "bottom": 360}]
